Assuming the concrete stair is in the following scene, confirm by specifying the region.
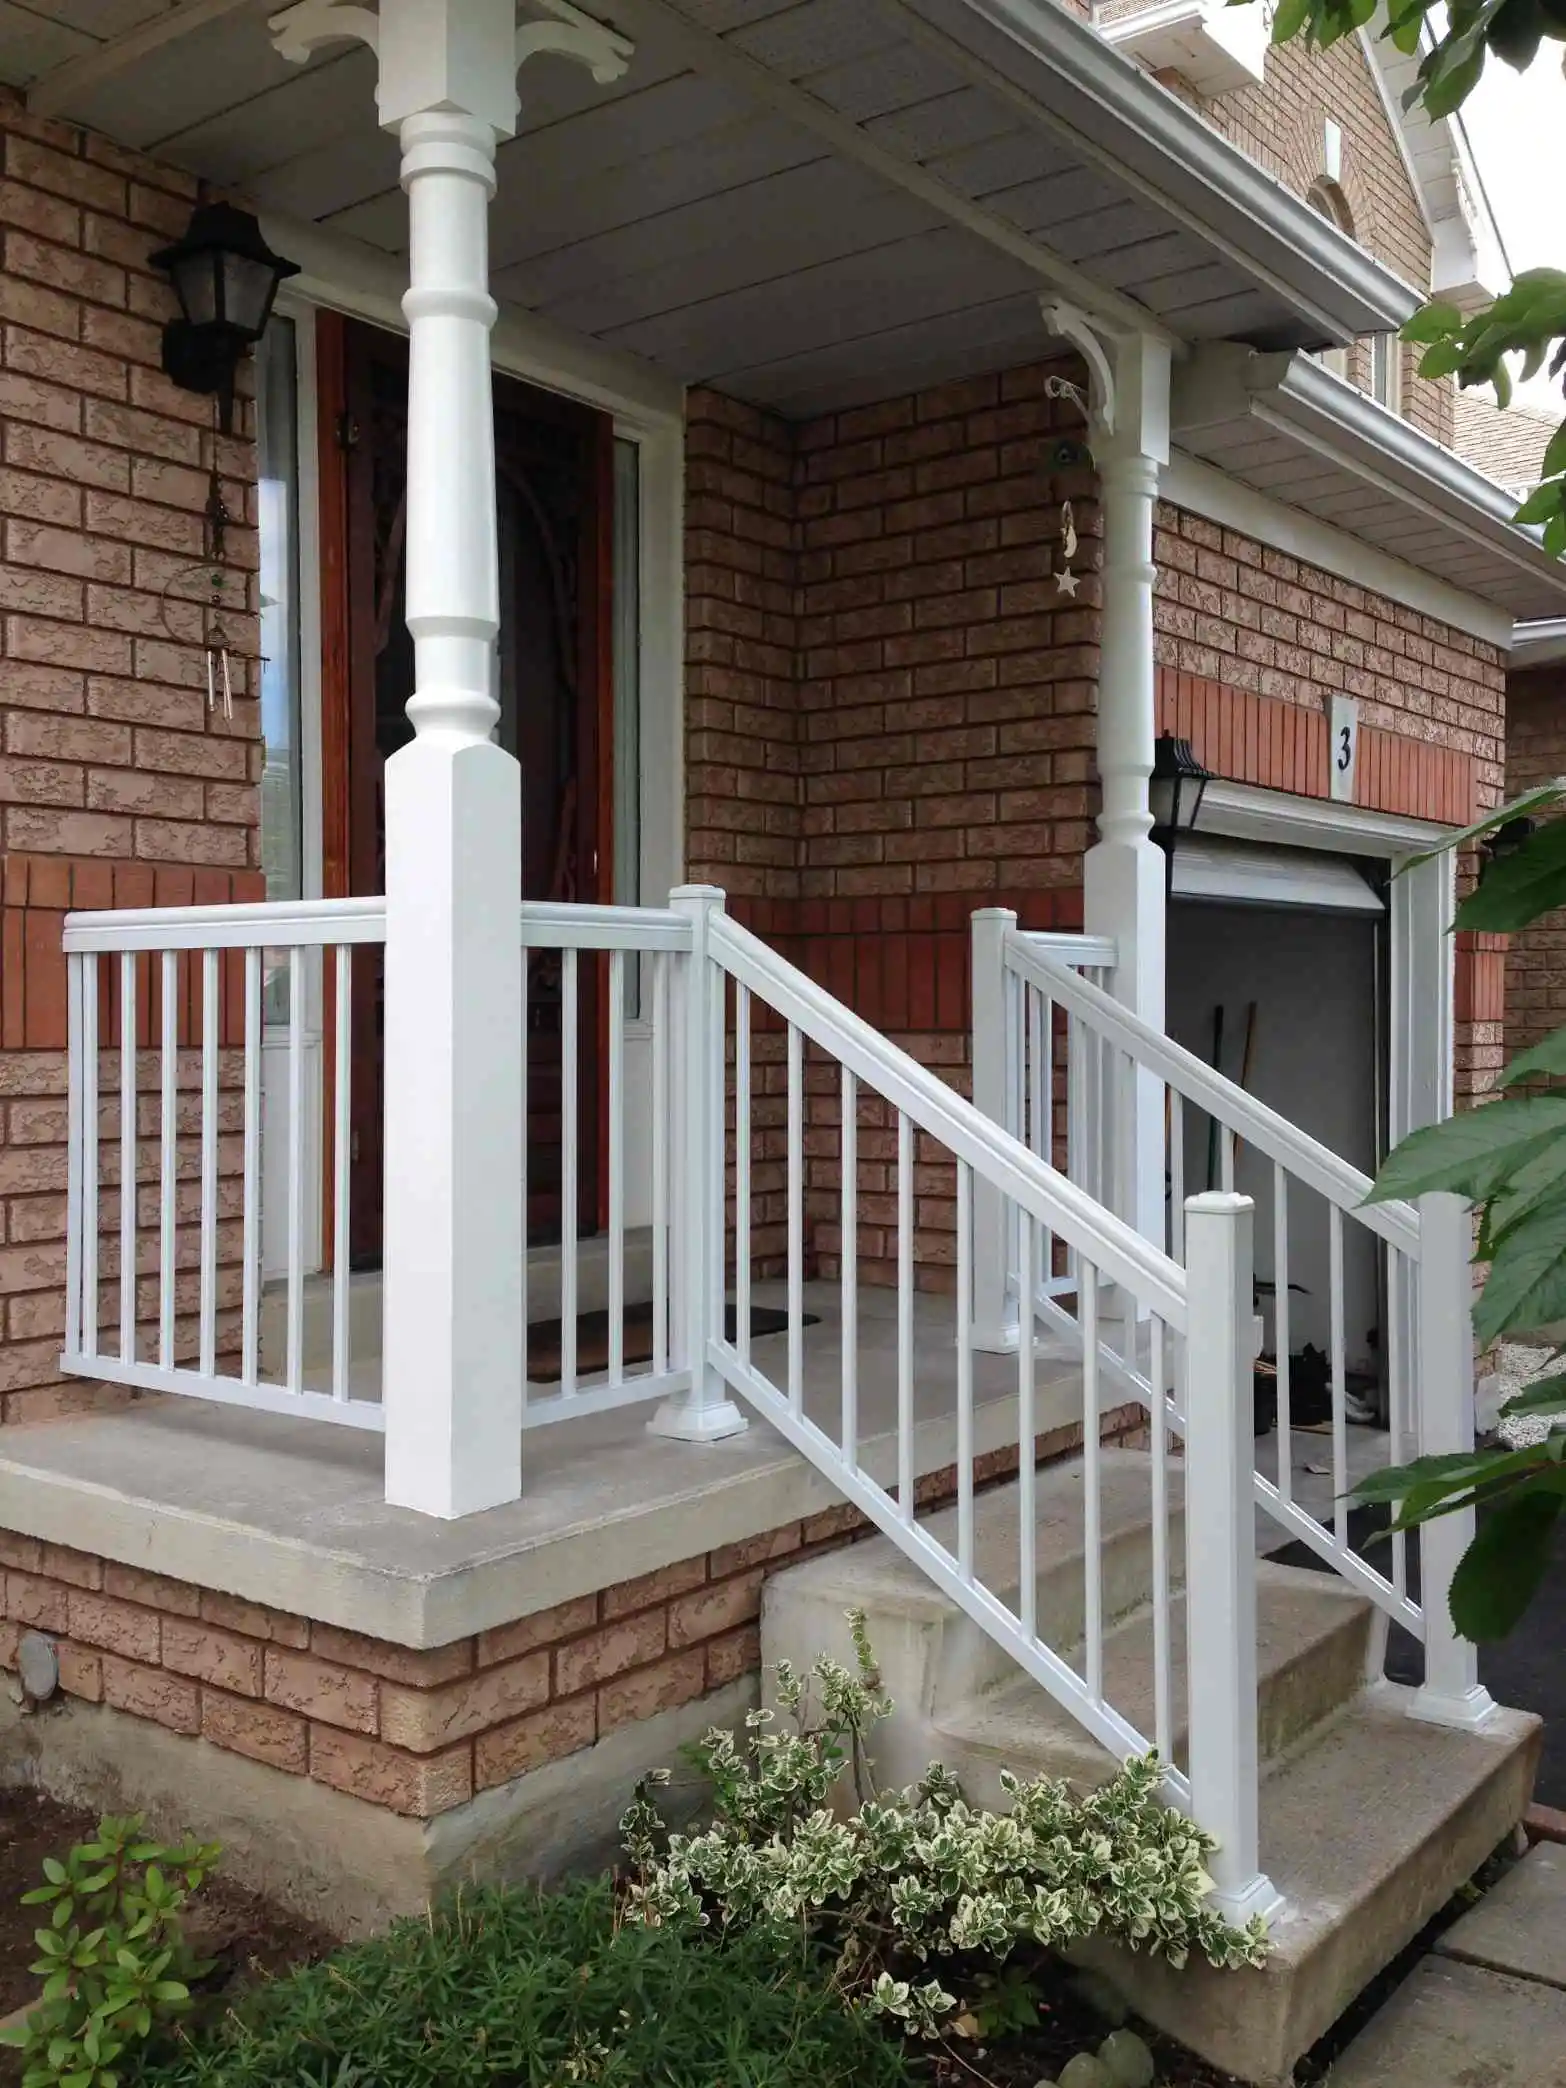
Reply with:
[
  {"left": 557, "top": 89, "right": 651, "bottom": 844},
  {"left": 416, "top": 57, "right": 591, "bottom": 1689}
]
[{"left": 762, "top": 1450, "right": 1541, "bottom": 2084}]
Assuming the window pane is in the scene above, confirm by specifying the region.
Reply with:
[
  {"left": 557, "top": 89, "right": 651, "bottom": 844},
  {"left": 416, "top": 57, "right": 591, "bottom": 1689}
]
[{"left": 255, "top": 318, "right": 302, "bottom": 1022}]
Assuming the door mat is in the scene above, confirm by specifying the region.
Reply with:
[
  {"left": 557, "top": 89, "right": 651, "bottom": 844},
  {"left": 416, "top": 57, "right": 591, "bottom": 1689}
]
[{"left": 528, "top": 1303, "right": 818, "bottom": 1384}]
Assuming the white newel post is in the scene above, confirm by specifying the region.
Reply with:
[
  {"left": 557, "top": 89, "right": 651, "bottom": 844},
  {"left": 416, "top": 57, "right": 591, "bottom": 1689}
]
[
  {"left": 971, "top": 909, "right": 1020, "bottom": 1351},
  {"left": 1183, "top": 1191, "right": 1282, "bottom": 1925},
  {"left": 270, "top": 0, "right": 632, "bottom": 1517},
  {"left": 651, "top": 887, "right": 748, "bottom": 1441},
  {"left": 1411, "top": 1191, "right": 1496, "bottom": 1730},
  {"left": 1044, "top": 306, "right": 1170, "bottom": 1253}
]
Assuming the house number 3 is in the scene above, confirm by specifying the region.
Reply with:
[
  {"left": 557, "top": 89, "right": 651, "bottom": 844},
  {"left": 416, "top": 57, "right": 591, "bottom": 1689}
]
[{"left": 1328, "top": 695, "right": 1359, "bottom": 803}]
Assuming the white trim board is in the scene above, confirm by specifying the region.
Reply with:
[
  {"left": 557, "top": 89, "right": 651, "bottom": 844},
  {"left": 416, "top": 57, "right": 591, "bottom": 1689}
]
[
  {"left": 1161, "top": 449, "right": 1514, "bottom": 647},
  {"left": 1196, "top": 778, "right": 1451, "bottom": 858}
]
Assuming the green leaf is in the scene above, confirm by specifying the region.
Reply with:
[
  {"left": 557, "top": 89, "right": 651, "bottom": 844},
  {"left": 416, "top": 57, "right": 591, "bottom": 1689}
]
[
  {"left": 1270, "top": 0, "right": 1313, "bottom": 38},
  {"left": 1488, "top": 0, "right": 1547, "bottom": 68},
  {"left": 1456, "top": 817, "right": 1566, "bottom": 931},
  {"left": 1475, "top": 1193, "right": 1566, "bottom": 1342},
  {"left": 1401, "top": 300, "right": 1464, "bottom": 344},
  {"left": 1501, "top": 1023, "right": 1566, "bottom": 1086},
  {"left": 1450, "top": 1489, "right": 1565, "bottom": 1639},
  {"left": 1367, "top": 1094, "right": 1566, "bottom": 1203},
  {"left": 1514, "top": 479, "right": 1565, "bottom": 524},
  {"left": 1419, "top": 339, "right": 1466, "bottom": 380},
  {"left": 1543, "top": 508, "right": 1566, "bottom": 559},
  {"left": 1400, "top": 779, "right": 1566, "bottom": 871},
  {"left": 1500, "top": 1370, "right": 1566, "bottom": 1417},
  {"left": 1542, "top": 419, "right": 1566, "bottom": 484}
]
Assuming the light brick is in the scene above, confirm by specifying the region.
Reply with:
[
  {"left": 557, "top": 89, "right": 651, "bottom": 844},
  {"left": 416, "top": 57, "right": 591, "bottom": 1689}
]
[
  {"left": 6, "top": 1569, "right": 67, "bottom": 1631},
  {"left": 474, "top": 1697, "right": 597, "bottom": 1791},
  {"left": 57, "top": 1642, "right": 102, "bottom": 1702},
  {"left": 379, "top": 1651, "right": 548, "bottom": 1753},
  {"left": 39, "top": 1543, "right": 100, "bottom": 1589},
  {"left": 599, "top": 1557, "right": 705, "bottom": 1621},
  {"left": 668, "top": 1571, "right": 764, "bottom": 1648},
  {"left": 101, "top": 1653, "right": 199, "bottom": 1733},
  {"left": 308, "top": 1623, "right": 473, "bottom": 1686},
  {"left": 161, "top": 1616, "right": 264, "bottom": 1696},
  {"left": 264, "top": 1646, "right": 379, "bottom": 1732},
  {"left": 706, "top": 1624, "right": 762, "bottom": 1688},
  {"left": 66, "top": 1588, "right": 159, "bottom": 1662},
  {"left": 202, "top": 1690, "right": 308, "bottom": 1773},
  {"left": 554, "top": 1611, "right": 665, "bottom": 1697},
  {"left": 308, "top": 1728, "right": 473, "bottom": 1818},
  {"left": 198, "top": 1589, "right": 310, "bottom": 1647},
  {"left": 475, "top": 1594, "right": 597, "bottom": 1667},
  {"left": 597, "top": 1648, "right": 706, "bottom": 1735}
]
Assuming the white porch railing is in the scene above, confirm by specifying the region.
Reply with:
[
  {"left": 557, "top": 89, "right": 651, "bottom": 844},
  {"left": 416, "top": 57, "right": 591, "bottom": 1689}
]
[
  {"left": 971, "top": 910, "right": 1488, "bottom": 1730},
  {"left": 61, "top": 896, "right": 694, "bottom": 1434}
]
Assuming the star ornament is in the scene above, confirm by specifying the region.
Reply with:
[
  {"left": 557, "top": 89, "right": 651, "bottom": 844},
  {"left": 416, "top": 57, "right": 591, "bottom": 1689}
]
[{"left": 1054, "top": 565, "right": 1079, "bottom": 597}]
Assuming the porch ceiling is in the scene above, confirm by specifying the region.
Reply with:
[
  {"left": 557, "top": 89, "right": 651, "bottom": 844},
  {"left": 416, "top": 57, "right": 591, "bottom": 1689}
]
[
  {"left": 1172, "top": 346, "right": 1566, "bottom": 620},
  {"left": 7, "top": 0, "right": 1421, "bottom": 417}
]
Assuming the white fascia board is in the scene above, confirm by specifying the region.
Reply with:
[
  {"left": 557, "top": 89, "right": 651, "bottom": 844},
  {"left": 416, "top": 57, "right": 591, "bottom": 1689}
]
[
  {"left": 1510, "top": 619, "right": 1566, "bottom": 667},
  {"left": 892, "top": 0, "right": 1420, "bottom": 345},
  {"left": 263, "top": 211, "right": 685, "bottom": 429},
  {"left": 1197, "top": 779, "right": 1452, "bottom": 857},
  {"left": 1160, "top": 449, "right": 1514, "bottom": 646},
  {"left": 1173, "top": 344, "right": 1566, "bottom": 617}
]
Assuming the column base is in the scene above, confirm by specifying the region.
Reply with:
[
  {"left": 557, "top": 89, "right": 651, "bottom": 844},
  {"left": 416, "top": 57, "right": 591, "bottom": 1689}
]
[
  {"left": 649, "top": 1384, "right": 749, "bottom": 1443},
  {"left": 1408, "top": 1682, "right": 1499, "bottom": 1732},
  {"left": 1208, "top": 1872, "right": 1285, "bottom": 1928}
]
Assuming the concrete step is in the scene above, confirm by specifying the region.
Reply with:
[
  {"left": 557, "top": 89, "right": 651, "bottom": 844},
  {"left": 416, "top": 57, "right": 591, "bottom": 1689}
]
[
  {"left": 764, "top": 1453, "right": 1186, "bottom": 1781},
  {"left": 1077, "top": 1688, "right": 1539, "bottom": 2082},
  {"left": 760, "top": 1456, "right": 1543, "bottom": 2083},
  {"left": 934, "top": 1560, "right": 1373, "bottom": 1797}
]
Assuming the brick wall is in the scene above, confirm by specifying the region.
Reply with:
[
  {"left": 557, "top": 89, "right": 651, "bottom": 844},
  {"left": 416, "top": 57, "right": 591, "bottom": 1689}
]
[
  {"left": 1504, "top": 667, "right": 1566, "bottom": 1073},
  {"left": 1197, "top": 35, "right": 1450, "bottom": 446},
  {"left": 0, "top": 1406, "right": 1140, "bottom": 1819},
  {"left": 0, "top": 94, "right": 263, "bottom": 1418}
]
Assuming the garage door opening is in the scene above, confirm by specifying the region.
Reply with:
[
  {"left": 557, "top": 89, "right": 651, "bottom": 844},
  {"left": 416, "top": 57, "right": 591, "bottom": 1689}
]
[{"left": 1166, "top": 839, "right": 1388, "bottom": 1416}]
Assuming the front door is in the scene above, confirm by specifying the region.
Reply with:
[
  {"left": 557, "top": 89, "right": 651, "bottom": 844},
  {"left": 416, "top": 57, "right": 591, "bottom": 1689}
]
[{"left": 321, "top": 313, "right": 613, "bottom": 1266}]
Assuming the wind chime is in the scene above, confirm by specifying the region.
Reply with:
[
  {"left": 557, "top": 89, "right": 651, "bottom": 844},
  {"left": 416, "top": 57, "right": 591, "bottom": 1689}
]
[
  {"left": 158, "top": 451, "right": 245, "bottom": 716},
  {"left": 1040, "top": 368, "right": 1094, "bottom": 601}
]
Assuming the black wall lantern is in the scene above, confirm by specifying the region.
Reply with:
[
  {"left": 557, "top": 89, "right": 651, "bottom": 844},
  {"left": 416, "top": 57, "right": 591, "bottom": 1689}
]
[
  {"left": 151, "top": 203, "right": 298, "bottom": 431},
  {"left": 1149, "top": 734, "right": 1213, "bottom": 888},
  {"left": 1478, "top": 815, "right": 1537, "bottom": 886}
]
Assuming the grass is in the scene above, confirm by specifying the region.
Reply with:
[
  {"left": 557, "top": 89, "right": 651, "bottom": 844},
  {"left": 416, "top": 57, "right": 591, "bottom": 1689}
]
[{"left": 128, "top": 1876, "right": 916, "bottom": 2088}]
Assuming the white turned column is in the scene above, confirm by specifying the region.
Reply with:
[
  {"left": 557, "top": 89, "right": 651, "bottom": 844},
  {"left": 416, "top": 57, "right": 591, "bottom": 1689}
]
[
  {"left": 1410, "top": 1191, "right": 1496, "bottom": 1730},
  {"left": 1183, "top": 1190, "right": 1282, "bottom": 1926},
  {"left": 381, "top": 103, "right": 524, "bottom": 1518},
  {"left": 270, "top": 0, "right": 633, "bottom": 1517}
]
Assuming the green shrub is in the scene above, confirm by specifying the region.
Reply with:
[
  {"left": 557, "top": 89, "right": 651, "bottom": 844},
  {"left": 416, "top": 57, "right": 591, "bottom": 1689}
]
[
  {"left": 2, "top": 1812, "right": 221, "bottom": 2088},
  {"left": 128, "top": 1877, "right": 914, "bottom": 2088},
  {"left": 622, "top": 1613, "right": 1269, "bottom": 2038}
]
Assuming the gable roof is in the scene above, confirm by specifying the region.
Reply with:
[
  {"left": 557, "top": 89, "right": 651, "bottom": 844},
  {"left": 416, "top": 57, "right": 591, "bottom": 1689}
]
[{"left": 1453, "top": 392, "right": 1558, "bottom": 497}]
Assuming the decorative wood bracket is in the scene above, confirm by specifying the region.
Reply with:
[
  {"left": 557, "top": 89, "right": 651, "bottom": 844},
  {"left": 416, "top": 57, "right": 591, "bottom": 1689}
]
[
  {"left": 1041, "top": 297, "right": 1171, "bottom": 466},
  {"left": 516, "top": 0, "right": 633, "bottom": 84},
  {"left": 1041, "top": 299, "right": 1117, "bottom": 441},
  {"left": 269, "top": 0, "right": 378, "bottom": 65}
]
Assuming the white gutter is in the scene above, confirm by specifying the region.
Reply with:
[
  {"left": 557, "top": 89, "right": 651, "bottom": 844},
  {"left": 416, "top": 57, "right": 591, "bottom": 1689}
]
[
  {"left": 1175, "top": 345, "right": 1566, "bottom": 608},
  {"left": 890, "top": 0, "right": 1421, "bottom": 346},
  {"left": 1511, "top": 619, "right": 1566, "bottom": 667}
]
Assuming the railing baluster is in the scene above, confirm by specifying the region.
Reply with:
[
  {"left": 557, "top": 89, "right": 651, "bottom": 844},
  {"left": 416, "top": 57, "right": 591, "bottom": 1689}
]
[
  {"left": 1388, "top": 1243, "right": 1407, "bottom": 1600},
  {"left": 651, "top": 952, "right": 668, "bottom": 1378},
  {"left": 199, "top": 947, "right": 219, "bottom": 1378},
  {"left": 1150, "top": 1314, "right": 1172, "bottom": 1762},
  {"left": 609, "top": 948, "right": 626, "bottom": 1387},
  {"left": 65, "top": 955, "right": 84, "bottom": 1360},
  {"left": 521, "top": 938, "right": 530, "bottom": 1390},
  {"left": 241, "top": 946, "right": 262, "bottom": 1388},
  {"left": 957, "top": 1160, "right": 974, "bottom": 1578},
  {"left": 1082, "top": 1259, "right": 1102, "bottom": 1700},
  {"left": 735, "top": 979, "right": 750, "bottom": 1372},
  {"left": 82, "top": 956, "right": 99, "bottom": 1357},
  {"left": 1219, "top": 1123, "right": 1236, "bottom": 1194},
  {"left": 1027, "top": 984, "right": 1044, "bottom": 1159},
  {"left": 897, "top": 1109, "right": 914, "bottom": 1523},
  {"left": 1169, "top": 1089, "right": 1185, "bottom": 1264},
  {"left": 118, "top": 951, "right": 136, "bottom": 1364},
  {"left": 1273, "top": 1163, "right": 1291, "bottom": 1505},
  {"left": 561, "top": 946, "right": 579, "bottom": 1398},
  {"left": 1019, "top": 1208, "right": 1036, "bottom": 1640},
  {"left": 787, "top": 1020, "right": 803, "bottom": 1415},
  {"left": 840, "top": 1066, "right": 857, "bottom": 1464},
  {"left": 1330, "top": 1202, "right": 1347, "bottom": 1546},
  {"left": 286, "top": 947, "right": 304, "bottom": 1397},
  {"left": 1041, "top": 990, "right": 1056, "bottom": 1290},
  {"left": 332, "top": 945, "right": 352, "bottom": 1405},
  {"left": 159, "top": 949, "right": 177, "bottom": 1370}
]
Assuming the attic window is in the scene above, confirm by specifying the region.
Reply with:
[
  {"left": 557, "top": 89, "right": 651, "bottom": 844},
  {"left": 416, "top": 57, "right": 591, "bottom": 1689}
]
[{"left": 1306, "top": 183, "right": 1353, "bottom": 381}]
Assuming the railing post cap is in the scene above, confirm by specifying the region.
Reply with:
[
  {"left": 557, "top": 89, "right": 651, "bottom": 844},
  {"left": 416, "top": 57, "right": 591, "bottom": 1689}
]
[
  {"left": 970, "top": 906, "right": 1018, "bottom": 920},
  {"left": 668, "top": 884, "right": 727, "bottom": 910},
  {"left": 1184, "top": 1190, "right": 1254, "bottom": 1216}
]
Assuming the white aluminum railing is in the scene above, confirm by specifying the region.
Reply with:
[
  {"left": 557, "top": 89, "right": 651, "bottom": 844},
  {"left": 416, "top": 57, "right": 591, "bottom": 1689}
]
[
  {"left": 61, "top": 896, "right": 694, "bottom": 1434},
  {"left": 685, "top": 891, "right": 1277, "bottom": 1922},
  {"left": 972, "top": 911, "right": 1485, "bottom": 1726}
]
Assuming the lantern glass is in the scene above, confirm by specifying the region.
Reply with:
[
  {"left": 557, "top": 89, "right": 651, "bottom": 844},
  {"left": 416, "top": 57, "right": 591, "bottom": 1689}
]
[
  {"left": 222, "top": 248, "right": 282, "bottom": 338},
  {"left": 171, "top": 248, "right": 219, "bottom": 328}
]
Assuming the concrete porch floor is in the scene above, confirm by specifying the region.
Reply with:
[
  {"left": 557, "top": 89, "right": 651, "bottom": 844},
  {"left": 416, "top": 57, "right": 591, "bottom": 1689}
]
[{"left": 7, "top": 1280, "right": 1388, "bottom": 1652}]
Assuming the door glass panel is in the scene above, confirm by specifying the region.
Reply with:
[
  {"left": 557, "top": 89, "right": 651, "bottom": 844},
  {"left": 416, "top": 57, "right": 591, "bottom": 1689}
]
[{"left": 255, "top": 317, "right": 302, "bottom": 1024}]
